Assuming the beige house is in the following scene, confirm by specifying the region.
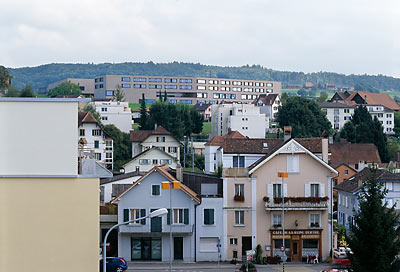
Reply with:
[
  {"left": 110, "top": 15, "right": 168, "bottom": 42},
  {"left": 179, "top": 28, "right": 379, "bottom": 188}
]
[
  {"left": 0, "top": 98, "right": 100, "bottom": 272},
  {"left": 223, "top": 137, "right": 337, "bottom": 262}
]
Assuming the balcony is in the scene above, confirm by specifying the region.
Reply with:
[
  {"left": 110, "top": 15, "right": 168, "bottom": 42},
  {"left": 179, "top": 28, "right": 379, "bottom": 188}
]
[
  {"left": 223, "top": 168, "right": 249, "bottom": 177},
  {"left": 265, "top": 197, "right": 329, "bottom": 211},
  {"left": 119, "top": 224, "right": 194, "bottom": 234}
]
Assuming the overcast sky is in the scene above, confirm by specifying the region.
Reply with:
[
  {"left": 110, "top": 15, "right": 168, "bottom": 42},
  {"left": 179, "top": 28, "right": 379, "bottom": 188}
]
[{"left": 1, "top": 0, "right": 399, "bottom": 77}]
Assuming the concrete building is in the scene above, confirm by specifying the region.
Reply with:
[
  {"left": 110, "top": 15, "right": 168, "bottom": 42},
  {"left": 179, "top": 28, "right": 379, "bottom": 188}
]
[
  {"left": 0, "top": 97, "right": 100, "bottom": 272},
  {"left": 78, "top": 111, "right": 114, "bottom": 170},
  {"left": 318, "top": 102, "right": 355, "bottom": 131},
  {"left": 93, "top": 75, "right": 281, "bottom": 104},
  {"left": 48, "top": 78, "right": 95, "bottom": 96},
  {"left": 93, "top": 101, "right": 133, "bottom": 133},
  {"left": 211, "top": 104, "right": 268, "bottom": 138}
]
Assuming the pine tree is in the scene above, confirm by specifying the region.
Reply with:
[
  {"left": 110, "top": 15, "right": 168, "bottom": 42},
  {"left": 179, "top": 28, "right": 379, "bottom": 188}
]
[
  {"left": 139, "top": 93, "right": 148, "bottom": 130},
  {"left": 164, "top": 90, "right": 168, "bottom": 102},
  {"left": 349, "top": 169, "right": 400, "bottom": 272}
]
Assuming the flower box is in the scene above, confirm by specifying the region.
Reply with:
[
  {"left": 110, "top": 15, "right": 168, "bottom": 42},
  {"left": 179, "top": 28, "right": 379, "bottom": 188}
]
[{"left": 234, "top": 195, "right": 245, "bottom": 202}]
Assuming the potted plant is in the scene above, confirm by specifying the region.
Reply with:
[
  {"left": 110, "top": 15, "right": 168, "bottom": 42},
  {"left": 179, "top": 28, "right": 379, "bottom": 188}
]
[
  {"left": 273, "top": 224, "right": 282, "bottom": 228},
  {"left": 234, "top": 194, "right": 245, "bottom": 202},
  {"left": 263, "top": 196, "right": 269, "bottom": 202}
]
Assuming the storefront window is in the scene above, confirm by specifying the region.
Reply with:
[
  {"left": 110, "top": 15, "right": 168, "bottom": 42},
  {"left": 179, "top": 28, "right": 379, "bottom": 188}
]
[
  {"left": 273, "top": 239, "right": 290, "bottom": 256},
  {"left": 303, "top": 239, "right": 318, "bottom": 249},
  {"left": 131, "top": 238, "right": 162, "bottom": 260}
]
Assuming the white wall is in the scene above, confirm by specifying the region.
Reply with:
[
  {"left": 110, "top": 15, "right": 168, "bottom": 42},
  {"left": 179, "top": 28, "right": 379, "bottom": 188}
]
[
  {"left": 205, "top": 145, "right": 220, "bottom": 174},
  {"left": 94, "top": 101, "right": 132, "bottom": 133},
  {"left": 0, "top": 99, "right": 80, "bottom": 176}
]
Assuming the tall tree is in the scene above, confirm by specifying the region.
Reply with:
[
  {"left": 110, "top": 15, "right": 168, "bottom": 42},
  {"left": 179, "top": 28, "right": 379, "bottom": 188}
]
[
  {"left": 3, "top": 85, "right": 20, "bottom": 97},
  {"left": 340, "top": 106, "right": 389, "bottom": 162},
  {"left": 103, "top": 124, "right": 131, "bottom": 171},
  {"left": 113, "top": 84, "right": 125, "bottom": 102},
  {"left": 277, "top": 96, "right": 333, "bottom": 137},
  {"left": 139, "top": 93, "right": 149, "bottom": 130},
  {"left": 349, "top": 169, "right": 400, "bottom": 272},
  {"left": 47, "top": 81, "right": 82, "bottom": 97},
  {"left": 19, "top": 85, "right": 35, "bottom": 97},
  {"left": 0, "top": 65, "right": 11, "bottom": 91}
]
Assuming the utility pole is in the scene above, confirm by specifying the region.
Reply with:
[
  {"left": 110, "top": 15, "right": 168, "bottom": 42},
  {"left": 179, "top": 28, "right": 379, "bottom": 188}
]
[
  {"left": 183, "top": 136, "right": 186, "bottom": 169},
  {"left": 278, "top": 172, "right": 288, "bottom": 272},
  {"left": 191, "top": 136, "right": 194, "bottom": 171}
]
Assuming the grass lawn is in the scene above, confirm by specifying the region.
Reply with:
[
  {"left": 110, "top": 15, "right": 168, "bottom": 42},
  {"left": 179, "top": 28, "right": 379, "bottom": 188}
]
[
  {"left": 132, "top": 123, "right": 140, "bottom": 130},
  {"left": 202, "top": 122, "right": 211, "bottom": 135}
]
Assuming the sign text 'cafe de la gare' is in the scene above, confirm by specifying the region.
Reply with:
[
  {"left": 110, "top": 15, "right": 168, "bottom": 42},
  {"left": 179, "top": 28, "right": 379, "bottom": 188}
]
[{"left": 270, "top": 229, "right": 322, "bottom": 260}]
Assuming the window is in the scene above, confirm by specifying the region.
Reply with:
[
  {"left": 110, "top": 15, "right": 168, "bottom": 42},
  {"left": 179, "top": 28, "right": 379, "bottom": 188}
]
[
  {"left": 168, "top": 147, "right": 177, "bottom": 153},
  {"left": 160, "top": 159, "right": 171, "bottom": 164},
  {"left": 345, "top": 170, "right": 349, "bottom": 175},
  {"left": 197, "top": 85, "right": 206, "bottom": 90},
  {"left": 387, "top": 114, "right": 392, "bottom": 118},
  {"left": 121, "top": 77, "right": 131, "bottom": 82},
  {"left": 164, "top": 78, "right": 177, "bottom": 83},
  {"left": 152, "top": 159, "right": 158, "bottom": 165},
  {"left": 197, "top": 79, "right": 206, "bottom": 84},
  {"left": 272, "top": 214, "right": 282, "bottom": 227},
  {"left": 287, "top": 155, "right": 299, "bottom": 172},
  {"left": 95, "top": 153, "right": 102, "bottom": 160},
  {"left": 152, "top": 184, "right": 160, "bottom": 196},
  {"left": 106, "top": 152, "right": 112, "bottom": 159},
  {"left": 149, "top": 78, "right": 162, "bottom": 82},
  {"left": 180, "top": 100, "right": 192, "bottom": 104},
  {"left": 158, "top": 146, "right": 166, "bottom": 152},
  {"left": 303, "top": 239, "right": 318, "bottom": 249},
  {"left": 180, "top": 79, "right": 192, "bottom": 83},
  {"left": 203, "top": 209, "right": 215, "bottom": 225},
  {"left": 139, "top": 159, "right": 151, "bottom": 165},
  {"left": 79, "top": 129, "right": 85, "bottom": 136},
  {"left": 121, "top": 83, "right": 131, "bottom": 88},
  {"left": 309, "top": 214, "right": 320, "bottom": 227},
  {"left": 344, "top": 109, "right": 350, "bottom": 113},
  {"left": 101, "top": 116, "right": 108, "bottom": 121},
  {"left": 94, "top": 140, "right": 99, "bottom": 149},
  {"left": 134, "top": 77, "right": 146, "bottom": 82},
  {"left": 173, "top": 209, "right": 184, "bottom": 224},
  {"left": 310, "top": 184, "right": 320, "bottom": 197},
  {"left": 106, "top": 140, "right": 112, "bottom": 150},
  {"left": 101, "top": 107, "right": 107, "bottom": 112},
  {"left": 230, "top": 238, "right": 238, "bottom": 245},
  {"left": 106, "top": 90, "right": 114, "bottom": 96},
  {"left": 180, "top": 85, "right": 192, "bottom": 89},
  {"left": 165, "top": 85, "right": 177, "bottom": 89},
  {"left": 92, "top": 129, "right": 102, "bottom": 136},
  {"left": 156, "top": 136, "right": 166, "bottom": 142},
  {"left": 233, "top": 156, "right": 245, "bottom": 168},
  {"left": 235, "top": 211, "right": 244, "bottom": 225},
  {"left": 199, "top": 237, "right": 218, "bottom": 253},
  {"left": 273, "top": 184, "right": 282, "bottom": 198},
  {"left": 234, "top": 184, "right": 244, "bottom": 197},
  {"left": 130, "top": 209, "right": 141, "bottom": 225},
  {"left": 149, "top": 84, "right": 162, "bottom": 89}
]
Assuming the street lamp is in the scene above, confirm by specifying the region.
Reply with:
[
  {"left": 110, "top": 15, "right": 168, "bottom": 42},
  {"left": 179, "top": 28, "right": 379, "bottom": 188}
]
[
  {"left": 161, "top": 180, "right": 181, "bottom": 272},
  {"left": 102, "top": 208, "right": 168, "bottom": 272},
  {"left": 278, "top": 172, "right": 288, "bottom": 272}
]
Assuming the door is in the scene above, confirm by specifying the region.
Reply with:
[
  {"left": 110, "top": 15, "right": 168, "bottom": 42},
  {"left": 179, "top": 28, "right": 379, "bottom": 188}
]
[
  {"left": 174, "top": 237, "right": 183, "bottom": 260},
  {"left": 151, "top": 209, "right": 162, "bottom": 232},
  {"left": 291, "top": 241, "right": 300, "bottom": 261},
  {"left": 242, "top": 236, "right": 252, "bottom": 256}
]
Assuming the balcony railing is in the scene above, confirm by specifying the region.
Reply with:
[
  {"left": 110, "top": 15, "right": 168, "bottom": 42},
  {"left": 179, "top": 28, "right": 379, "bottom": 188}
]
[
  {"left": 265, "top": 197, "right": 329, "bottom": 210},
  {"left": 119, "top": 224, "right": 194, "bottom": 234}
]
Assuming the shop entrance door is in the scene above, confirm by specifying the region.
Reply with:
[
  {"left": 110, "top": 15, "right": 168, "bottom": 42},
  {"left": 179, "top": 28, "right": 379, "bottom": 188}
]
[
  {"left": 291, "top": 241, "right": 300, "bottom": 261},
  {"left": 174, "top": 237, "right": 183, "bottom": 260}
]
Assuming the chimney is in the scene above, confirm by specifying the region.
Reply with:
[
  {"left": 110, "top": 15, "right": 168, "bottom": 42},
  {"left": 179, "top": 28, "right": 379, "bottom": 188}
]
[
  {"left": 176, "top": 163, "right": 183, "bottom": 182},
  {"left": 321, "top": 131, "right": 329, "bottom": 163},
  {"left": 284, "top": 126, "right": 292, "bottom": 142}
]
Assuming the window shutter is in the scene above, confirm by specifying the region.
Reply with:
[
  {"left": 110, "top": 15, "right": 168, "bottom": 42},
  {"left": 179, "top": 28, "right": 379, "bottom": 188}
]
[
  {"left": 184, "top": 208, "right": 189, "bottom": 225},
  {"left": 305, "top": 183, "right": 310, "bottom": 197},
  {"left": 267, "top": 184, "right": 273, "bottom": 200},
  {"left": 167, "top": 209, "right": 171, "bottom": 225},
  {"left": 141, "top": 209, "right": 146, "bottom": 225},
  {"left": 210, "top": 209, "right": 214, "bottom": 225},
  {"left": 320, "top": 184, "right": 325, "bottom": 197},
  {"left": 123, "top": 209, "right": 129, "bottom": 222},
  {"left": 283, "top": 184, "right": 288, "bottom": 197}
]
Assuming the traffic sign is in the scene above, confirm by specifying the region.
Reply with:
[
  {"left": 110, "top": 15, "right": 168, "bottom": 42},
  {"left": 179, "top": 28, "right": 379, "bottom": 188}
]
[
  {"left": 281, "top": 254, "right": 288, "bottom": 262},
  {"left": 246, "top": 250, "right": 255, "bottom": 256},
  {"left": 216, "top": 244, "right": 221, "bottom": 248},
  {"left": 280, "top": 246, "right": 285, "bottom": 252}
]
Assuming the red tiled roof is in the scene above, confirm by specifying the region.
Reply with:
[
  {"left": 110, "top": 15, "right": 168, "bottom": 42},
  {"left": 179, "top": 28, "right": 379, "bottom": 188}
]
[
  {"left": 130, "top": 126, "right": 172, "bottom": 142},
  {"left": 330, "top": 143, "right": 381, "bottom": 166},
  {"left": 331, "top": 91, "right": 400, "bottom": 111},
  {"left": 205, "top": 131, "right": 246, "bottom": 146},
  {"left": 78, "top": 111, "right": 98, "bottom": 127},
  {"left": 253, "top": 94, "right": 279, "bottom": 106}
]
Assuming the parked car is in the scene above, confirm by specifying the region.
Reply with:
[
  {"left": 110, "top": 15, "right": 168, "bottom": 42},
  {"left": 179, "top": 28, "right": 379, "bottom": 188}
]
[
  {"left": 333, "top": 247, "right": 352, "bottom": 259},
  {"left": 100, "top": 257, "right": 127, "bottom": 272}
]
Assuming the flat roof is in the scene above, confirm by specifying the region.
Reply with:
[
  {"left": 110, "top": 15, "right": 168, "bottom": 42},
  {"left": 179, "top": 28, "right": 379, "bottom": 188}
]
[{"left": 0, "top": 97, "right": 91, "bottom": 102}]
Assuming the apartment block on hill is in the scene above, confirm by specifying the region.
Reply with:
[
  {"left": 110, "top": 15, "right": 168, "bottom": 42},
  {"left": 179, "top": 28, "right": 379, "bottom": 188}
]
[{"left": 93, "top": 101, "right": 133, "bottom": 133}]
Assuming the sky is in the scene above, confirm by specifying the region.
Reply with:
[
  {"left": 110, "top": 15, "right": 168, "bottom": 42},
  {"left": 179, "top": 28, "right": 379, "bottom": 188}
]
[{"left": 1, "top": 0, "right": 399, "bottom": 77}]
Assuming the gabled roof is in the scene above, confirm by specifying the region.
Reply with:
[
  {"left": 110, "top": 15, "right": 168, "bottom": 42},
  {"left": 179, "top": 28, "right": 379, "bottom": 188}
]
[
  {"left": 130, "top": 126, "right": 172, "bottom": 142},
  {"left": 78, "top": 111, "right": 98, "bottom": 127},
  {"left": 330, "top": 91, "right": 400, "bottom": 111},
  {"left": 122, "top": 147, "right": 176, "bottom": 167},
  {"left": 100, "top": 171, "right": 143, "bottom": 185},
  {"left": 330, "top": 143, "right": 381, "bottom": 167},
  {"left": 193, "top": 103, "right": 211, "bottom": 111},
  {"left": 334, "top": 163, "right": 357, "bottom": 173},
  {"left": 111, "top": 165, "right": 200, "bottom": 204},
  {"left": 252, "top": 94, "right": 279, "bottom": 106},
  {"left": 335, "top": 168, "right": 400, "bottom": 193},
  {"left": 205, "top": 131, "right": 246, "bottom": 146},
  {"left": 248, "top": 138, "right": 337, "bottom": 175}
]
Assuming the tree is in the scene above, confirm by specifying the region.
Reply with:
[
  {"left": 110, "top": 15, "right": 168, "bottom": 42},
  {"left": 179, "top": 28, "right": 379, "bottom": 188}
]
[
  {"left": 348, "top": 169, "right": 400, "bottom": 272},
  {"left": 139, "top": 94, "right": 149, "bottom": 130},
  {"left": 277, "top": 96, "right": 333, "bottom": 137},
  {"left": 103, "top": 124, "right": 132, "bottom": 171},
  {"left": 113, "top": 84, "right": 125, "bottom": 102},
  {"left": 163, "top": 90, "right": 168, "bottom": 102},
  {"left": 0, "top": 65, "right": 11, "bottom": 91},
  {"left": 280, "top": 93, "right": 289, "bottom": 104},
  {"left": 47, "top": 81, "right": 82, "bottom": 97},
  {"left": 394, "top": 111, "right": 400, "bottom": 136},
  {"left": 3, "top": 85, "right": 20, "bottom": 97},
  {"left": 317, "top": 91, "right": 328, "bottom": 102},
  {"left": 19, "top": 85, "right": 35, "bottom": 97},
  {"left": 340, "top": 106, "right": 389, "bottom": 162}
]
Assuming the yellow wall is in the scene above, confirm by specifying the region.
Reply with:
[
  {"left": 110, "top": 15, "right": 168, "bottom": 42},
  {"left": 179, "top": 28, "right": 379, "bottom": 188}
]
[{"left": 0, "top": 177, "right": 99, "bottom": 272}]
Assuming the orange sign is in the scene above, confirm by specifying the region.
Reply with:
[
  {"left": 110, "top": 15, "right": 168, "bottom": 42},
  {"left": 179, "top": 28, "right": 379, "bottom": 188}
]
[
  {"left": 172, "top": 181, "right": 181, "bottom": 189},
  {"left": 161, "top": 182, "right": 170, "bottom": 190},
  {"left": 278, "top": 172, "right": 288, "bottom": 178}
]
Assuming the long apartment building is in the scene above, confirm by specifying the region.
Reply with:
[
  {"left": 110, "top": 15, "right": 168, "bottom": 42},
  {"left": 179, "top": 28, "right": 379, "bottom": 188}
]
[{"left": 93, "top": 75, "right": 281, "bottom": 104}]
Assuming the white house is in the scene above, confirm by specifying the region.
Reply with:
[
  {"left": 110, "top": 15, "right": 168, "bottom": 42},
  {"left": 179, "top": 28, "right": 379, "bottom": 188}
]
[
  {"left": 252, "top": 93, "right": 281, "bottom": 122},
  {"left": 123, "top": 147, "right": 178, "bottom": 173},
  {"left": 130, "top": 126, "right": 181, "bottom": 162},
  {"left": 318, "top": 102, "right": 355, "bottom": 132},
  {"left": 93, "top": 101, "right": 133, "bottom": 133},
  {"left": 78, "top": 111, "right": 113, "bottom": 170},
  {"left": 211, "top": 104, "right": 268, "bottom": 138}
]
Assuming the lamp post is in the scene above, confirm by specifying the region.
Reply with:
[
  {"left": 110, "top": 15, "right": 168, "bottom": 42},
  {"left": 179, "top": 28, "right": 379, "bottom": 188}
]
[
  {"left": 102, "top": 208, "right": 168, "bottom": 272},
  {"left": 161, "top": 180, "right": 181, "bottom": 272},
  {"left": 278, "top": 172, "right": 288, "bottom": 272}
]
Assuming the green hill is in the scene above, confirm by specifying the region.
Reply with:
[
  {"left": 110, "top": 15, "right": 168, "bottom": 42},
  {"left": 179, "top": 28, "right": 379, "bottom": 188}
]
[{"left": 7, "top": 62, "right": 400, "bottom": 92}]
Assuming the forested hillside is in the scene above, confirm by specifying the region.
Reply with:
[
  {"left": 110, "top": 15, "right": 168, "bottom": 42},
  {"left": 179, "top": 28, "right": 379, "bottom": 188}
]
[{"left": 7, "top": 62, "right": 400, "bottom": 92}]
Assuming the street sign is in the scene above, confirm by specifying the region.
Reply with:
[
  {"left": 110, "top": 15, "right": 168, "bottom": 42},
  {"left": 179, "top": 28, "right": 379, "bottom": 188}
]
[
  {"left": 246, "top": 250, "right": 255, "bottom": 256},
  {"left": 216, "top": 244, "right": 221, "bottom": 248},
  {"left": 278, "top": 172, "right": 288, "bottom": 178},
  {"left": 280, "top": 246, "right": 285, "bottom": 252},
  {"left": 281, "top": 254, "right": 288, "bottom": 262}
]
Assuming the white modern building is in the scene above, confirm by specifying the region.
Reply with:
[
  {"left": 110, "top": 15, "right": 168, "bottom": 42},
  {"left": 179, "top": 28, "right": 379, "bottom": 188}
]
[
  {"left": 366, "top": 105, "right": 395, "bottom": 134},
  {"left": 93, "top": 101, "right": 133, "bottom": 133},
  {"left": 211, "top": 104, "right": 267, "bottom": 138}
]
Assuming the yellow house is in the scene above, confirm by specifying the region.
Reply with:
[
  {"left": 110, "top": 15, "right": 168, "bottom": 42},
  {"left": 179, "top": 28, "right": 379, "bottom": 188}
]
[
  {"left": 223, "top": 137, "right": 337, "bottom": 262},
  {"left": 0, "top": 98, "right": 100, "bottom": 272}
]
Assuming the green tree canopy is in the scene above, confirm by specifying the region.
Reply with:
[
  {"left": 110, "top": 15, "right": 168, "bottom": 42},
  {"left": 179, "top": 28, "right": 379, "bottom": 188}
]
[
  {"left": 340, "top": 106, "right": 389, "bottom": 162},
  {"left": 139, "top": 93, "right": 150, "bottom": 130},
  {"left": 47, "top": 81, "right": 82, "bottom": 98},
  {"left": 103, "top": 124, "right": 131, "bottom": 171},
  {"left": 19, "top": 85, "right": 35, "bottom": 97},
  {"left": 113, "top": 84, "right": 125, "bottom": 102},
  {"left": 0, "top": 65, "right": 11, "bottom": 90},
  {"left": 277, "top": 96, "right": 333, "bottom": 137},
  {"left": 349, "top": 169, "right": 400, "bottom": 272}
]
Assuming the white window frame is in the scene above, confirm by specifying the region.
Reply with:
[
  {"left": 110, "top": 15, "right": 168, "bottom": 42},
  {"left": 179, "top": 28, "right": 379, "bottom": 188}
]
[
  {"left": 234, "top": 210, "right": 244, "bottom": 226},
  {"left": 230, "top": 238, "right": 238, "bottom": 245},
  {"left": 173, "top": 208, "right": 184, "bottom": 225},
  {"left": 234, "top": 184, "right": 244, "bottom": 196},
  {"left": 309, "top": 213, "right": 320, "bottom": 228},
  {"left": 130, "top": 208, "right": 141, "bottom": 225},
  {"left": 272, "top": 213, "right": 282, "bottom": 227}
]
